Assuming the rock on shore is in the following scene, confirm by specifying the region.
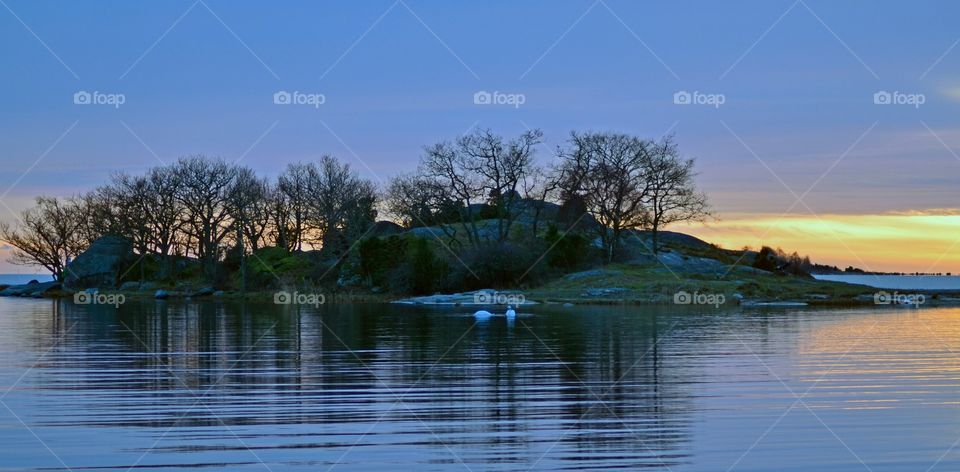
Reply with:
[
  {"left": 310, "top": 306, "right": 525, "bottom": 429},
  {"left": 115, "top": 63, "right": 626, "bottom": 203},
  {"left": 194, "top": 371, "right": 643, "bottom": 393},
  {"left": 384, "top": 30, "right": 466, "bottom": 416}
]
[
  {"left": 0, "top": 280, "right": 62, "bottom": 298},
  {"left": 63, "top": 235, "right": 135, "bottom": 289},
  {"left": 392, "top": 290, "right": 538, "bottom": 306}
]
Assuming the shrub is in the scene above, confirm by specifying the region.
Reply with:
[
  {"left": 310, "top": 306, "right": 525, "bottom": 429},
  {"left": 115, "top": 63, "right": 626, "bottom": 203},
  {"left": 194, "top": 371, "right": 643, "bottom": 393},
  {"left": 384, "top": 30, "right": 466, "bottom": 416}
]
[
  {"left": 247, "top": 246, "right": 313, "bottom": 287},
  {"left": 752, "top": 246, "right": 778, "bottom": 272},
  {"left": 543, "top": 224, "right": 590, "bottom": 270},
  {"left": 358, "top": 236, "right": 407, "bottom": 287},
  {"left": 752, "top": 245, "right": 812, "bottom": 277},
  {"left": 446, "top": 241, "right": 547, "bottom": 291},
  {"left": 385, "top": 237, "right": 447, "bottom": 295},
  {"left": 118, "top": 253, "right": 163, "bottom": 285}
]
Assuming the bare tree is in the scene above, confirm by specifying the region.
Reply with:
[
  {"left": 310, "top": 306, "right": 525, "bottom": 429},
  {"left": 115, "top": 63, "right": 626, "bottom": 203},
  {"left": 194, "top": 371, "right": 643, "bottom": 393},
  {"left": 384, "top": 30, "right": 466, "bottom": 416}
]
[
  {"left": 276, "top": 163, "right": 313, "bottom": 251},
  {"left": 306, "top": 155, "right": 377, "bottom": 255},
  {"left": 418, "top": 128, "right": 542, "bottom": 247},
  {"left": 558, "top": 131, "right": 651, "bottom": 262},
  {"left": 143, "top": 166, "right": 185, "bottom": 277},
  {"left": 385, "top": 173, "right": 447, "bottom": 228},
  {"left": 265, "top": 182, "right": 293, "bottom": 250},
  {"left": 0, "top": 197, "right": 84, "bottom": 280},
  {"left": 227, "top": 166, "right": 268, "bottom": 292},
  {"left": 106, "top": 174, "right": 153, "bottom": 254},
  {"left": 643, "top": 137, "right": 710, "bottom": 254},
  {"left": 172, "top": 155, "right": 238, "bottom": 278},
  {"left": 463, "top": 128, "right": 542, "bottom": 242},
  {"left": 89, "top": 167, "right": 188, "bottom": 279},
  {"left": 341, "top": 179, "right": 378, "bottom": 250},
  {"left": 228, "top": 167, "right": 271, "bottom": 252},
  {"left": 519, "top": 164, "right": 559, "bottom": 237},
  {"left": 421, "top": 138, "right": 484, "bottom": 246}
]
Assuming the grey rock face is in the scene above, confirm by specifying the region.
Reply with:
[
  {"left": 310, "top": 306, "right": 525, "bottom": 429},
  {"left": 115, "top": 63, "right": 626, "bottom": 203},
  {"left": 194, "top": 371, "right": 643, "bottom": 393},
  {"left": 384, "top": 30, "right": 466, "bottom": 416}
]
[
  {"left": 0, "top": 281, "right": 61, "bottom": 297},
  {"left": 63, "top": 236, "right": 134, "bottom": 289}
]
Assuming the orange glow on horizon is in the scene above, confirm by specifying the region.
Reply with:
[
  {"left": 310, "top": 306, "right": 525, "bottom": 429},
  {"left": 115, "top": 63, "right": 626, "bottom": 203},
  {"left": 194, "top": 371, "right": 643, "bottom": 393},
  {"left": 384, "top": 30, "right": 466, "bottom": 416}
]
[{"left": 678, "top": 212, "right": 960, "bottom": 274}]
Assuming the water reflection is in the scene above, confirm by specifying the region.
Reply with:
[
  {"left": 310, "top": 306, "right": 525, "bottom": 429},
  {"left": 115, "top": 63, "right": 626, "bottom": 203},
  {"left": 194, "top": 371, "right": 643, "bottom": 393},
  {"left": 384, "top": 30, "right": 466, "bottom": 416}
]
[{"left": 3, "top": 300, "right": 960, "bottom": 471}]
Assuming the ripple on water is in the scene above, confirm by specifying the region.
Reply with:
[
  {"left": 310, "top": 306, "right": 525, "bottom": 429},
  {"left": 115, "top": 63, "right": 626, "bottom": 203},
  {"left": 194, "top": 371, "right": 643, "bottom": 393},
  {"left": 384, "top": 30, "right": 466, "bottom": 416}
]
[{"left": 1, "top": 301, "right": 960, "bottom": 471}]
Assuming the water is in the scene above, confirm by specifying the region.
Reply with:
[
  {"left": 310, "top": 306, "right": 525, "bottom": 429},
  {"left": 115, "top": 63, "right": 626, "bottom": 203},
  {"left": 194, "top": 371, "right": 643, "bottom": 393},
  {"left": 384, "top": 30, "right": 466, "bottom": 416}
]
[
  {"left": 814, "top": 274, "right": 960, "bottom": 290},
  {"left": 2, "top": 299, "right": 960, "bottom": 471}
]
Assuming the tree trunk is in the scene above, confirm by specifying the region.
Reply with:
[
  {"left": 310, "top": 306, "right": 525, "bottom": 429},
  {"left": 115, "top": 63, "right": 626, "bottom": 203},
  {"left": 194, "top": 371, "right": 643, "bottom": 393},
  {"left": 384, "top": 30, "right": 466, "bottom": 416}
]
[
  {"left": 238, "top": 224, "right": 246, "bottom": 294},
  {"left": 651, "top": 225, "right": 659, "bottom": 256}
]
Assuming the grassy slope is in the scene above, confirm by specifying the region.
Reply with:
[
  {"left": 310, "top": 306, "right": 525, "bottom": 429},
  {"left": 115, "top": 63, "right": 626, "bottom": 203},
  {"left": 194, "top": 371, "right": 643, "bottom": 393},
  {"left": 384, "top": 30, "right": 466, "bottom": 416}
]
[
  {"left": 397, "top": 221, "right": 878, "bottom": 305},
  {"left": 527, "top": 262, "right": 875, "bottom": 305}
]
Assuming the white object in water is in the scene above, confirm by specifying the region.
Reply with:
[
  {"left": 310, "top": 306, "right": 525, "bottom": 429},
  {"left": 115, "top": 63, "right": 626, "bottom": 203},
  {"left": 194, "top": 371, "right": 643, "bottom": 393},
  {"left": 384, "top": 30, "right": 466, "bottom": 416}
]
[
  {"left": 473, "top": 310, "right": 494, "bottom": 319},
  {"left": 505, "top": 305, "right": 516, "bottom": 318}
]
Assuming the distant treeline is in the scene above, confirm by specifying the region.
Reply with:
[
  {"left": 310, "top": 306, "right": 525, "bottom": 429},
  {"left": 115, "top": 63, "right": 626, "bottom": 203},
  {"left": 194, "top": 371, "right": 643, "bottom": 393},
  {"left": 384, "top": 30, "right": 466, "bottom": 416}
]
[{"left": 1, "top": 129, "right": 710, "bottom": 290}]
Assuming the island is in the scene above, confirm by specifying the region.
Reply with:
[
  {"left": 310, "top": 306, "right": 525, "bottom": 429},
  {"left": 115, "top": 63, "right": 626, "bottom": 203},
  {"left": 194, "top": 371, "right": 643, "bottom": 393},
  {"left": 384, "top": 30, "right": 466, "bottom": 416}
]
[{"left": 0, "top": 129, "right": 938, "bottom": 307}]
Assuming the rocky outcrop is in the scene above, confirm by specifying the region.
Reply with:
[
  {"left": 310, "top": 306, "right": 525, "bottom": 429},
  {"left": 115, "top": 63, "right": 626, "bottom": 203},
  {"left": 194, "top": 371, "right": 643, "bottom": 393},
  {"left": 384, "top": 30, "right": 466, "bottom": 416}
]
[
  {"left": 63, "top": 236, "right": 135, "bottom": 289},
  {"left": 392, "top": 290, "right": 538, "bottom": 306},
  {"left": 368, "top": 220, "right": 404, "bottom": 238},
  {"left": 0, "top": 280, "right": 61, "bottom": 297},
  {"left": 191, "top": 287, "right": 215, "bottom": 297}
]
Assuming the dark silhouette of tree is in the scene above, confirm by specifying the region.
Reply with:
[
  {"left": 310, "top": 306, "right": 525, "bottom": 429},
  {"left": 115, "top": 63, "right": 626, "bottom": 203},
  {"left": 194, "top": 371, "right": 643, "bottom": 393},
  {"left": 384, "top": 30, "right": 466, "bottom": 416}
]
[
  {"left": 416, "top": 128, "right": 542, "bottom": 247},
  {"left": 557, "top": 131, "right": 651, "bottom": 263},
  {"left": 0, "top": 197, "right": 84, "bottom": 280},
  {"left": 643, "top": 136, "right": 710, "bottom": 255}
]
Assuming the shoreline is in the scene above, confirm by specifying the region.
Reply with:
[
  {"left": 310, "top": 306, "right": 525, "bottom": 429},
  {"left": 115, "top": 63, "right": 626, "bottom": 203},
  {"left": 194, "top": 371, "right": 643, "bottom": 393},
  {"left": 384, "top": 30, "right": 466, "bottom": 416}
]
[{"left": 6, "top": 286, "right": 960, "bottom": 309}]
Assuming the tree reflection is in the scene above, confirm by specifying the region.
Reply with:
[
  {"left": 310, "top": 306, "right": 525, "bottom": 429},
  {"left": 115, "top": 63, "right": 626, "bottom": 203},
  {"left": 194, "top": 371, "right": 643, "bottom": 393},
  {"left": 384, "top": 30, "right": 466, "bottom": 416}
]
[{"left": 27, "top": 300, "right": 705, "bottom": 469}]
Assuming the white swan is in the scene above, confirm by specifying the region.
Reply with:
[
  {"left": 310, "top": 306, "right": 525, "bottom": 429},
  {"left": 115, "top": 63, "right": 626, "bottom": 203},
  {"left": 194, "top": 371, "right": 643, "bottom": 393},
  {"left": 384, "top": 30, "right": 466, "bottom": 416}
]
[
  {"left": 473, "top": 310, "right": 494, "bottom": 319},
  {"left": 505, "top": 305, "right": 516, "bottom": 318}
]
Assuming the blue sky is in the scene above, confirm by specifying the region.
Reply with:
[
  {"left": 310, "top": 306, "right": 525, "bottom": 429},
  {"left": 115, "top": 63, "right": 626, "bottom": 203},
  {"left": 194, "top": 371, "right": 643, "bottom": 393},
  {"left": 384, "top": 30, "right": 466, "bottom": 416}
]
[{"left": 2, "top": 0, "right": 960, "bottom": 272}]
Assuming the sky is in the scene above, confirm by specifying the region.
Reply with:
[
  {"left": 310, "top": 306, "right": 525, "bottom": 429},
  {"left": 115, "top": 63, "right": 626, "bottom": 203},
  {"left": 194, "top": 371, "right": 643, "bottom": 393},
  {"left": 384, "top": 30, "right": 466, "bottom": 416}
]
[{"left": 1, "top": 0, "right": 960, "bottom": 274}]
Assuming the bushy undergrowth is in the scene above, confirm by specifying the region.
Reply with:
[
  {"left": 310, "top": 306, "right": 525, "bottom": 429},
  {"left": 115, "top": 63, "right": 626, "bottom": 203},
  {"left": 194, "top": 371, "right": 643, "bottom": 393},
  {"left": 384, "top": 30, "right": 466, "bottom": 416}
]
[
  {"left": 246, "top": 246, "right": 316, "bottom": 287},
  {"left": 354, "top": 227, "right": 601, "bottom": 295}
]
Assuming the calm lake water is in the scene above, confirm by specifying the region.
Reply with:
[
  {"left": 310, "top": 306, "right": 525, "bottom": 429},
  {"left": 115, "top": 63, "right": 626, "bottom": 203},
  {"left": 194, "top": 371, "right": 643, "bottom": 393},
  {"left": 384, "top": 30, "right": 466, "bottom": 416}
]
[
  {"left": 814, "top": 274, "right": 960, "bottom": 290},
  {"left": 2, "top": 299, "right": 960, "bottom": 471}
]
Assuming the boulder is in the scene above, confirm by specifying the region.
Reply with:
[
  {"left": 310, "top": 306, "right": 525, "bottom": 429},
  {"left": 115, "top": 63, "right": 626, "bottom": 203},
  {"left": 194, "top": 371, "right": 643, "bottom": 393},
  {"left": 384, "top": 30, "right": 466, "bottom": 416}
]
[
  {"left": 392, "top": 290, "right": 538, "bottom": 306},
  {"left": 563, "top": 269, "right": 621, "bottom": 281},
  {"left": 191, "top": 287, "right": 215, "bottom": 297},
  {"left": 0, "top": 285, "right": 25, "bottom": 296},
  {"left": 119, "top": 281, "right": 140, "bottom": 291},
  {"left": 0, "top": 281, "right": 61, "bottom": 297},
  {"left": 368, "top": 220, "right": 404, "bottom": 238},
  {"left": 139, "top": 281, "right": 158, "bottom": 291},
  {"left": 63, "top": 236, "right": 135, "bottom": 289},
  {"left": 581, "top": 287, "right": 630, "bottom": 298}
]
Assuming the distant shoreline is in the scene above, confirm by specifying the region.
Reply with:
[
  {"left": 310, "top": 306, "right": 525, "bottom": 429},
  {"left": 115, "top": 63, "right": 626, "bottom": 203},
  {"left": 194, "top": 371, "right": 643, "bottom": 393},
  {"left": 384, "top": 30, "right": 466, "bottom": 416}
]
[
  {"left": 813, "top": 274, "right": 960, "bottom": 291},
  {"left": 0, "top": 274, "right": 53, "bottom": 285}
]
